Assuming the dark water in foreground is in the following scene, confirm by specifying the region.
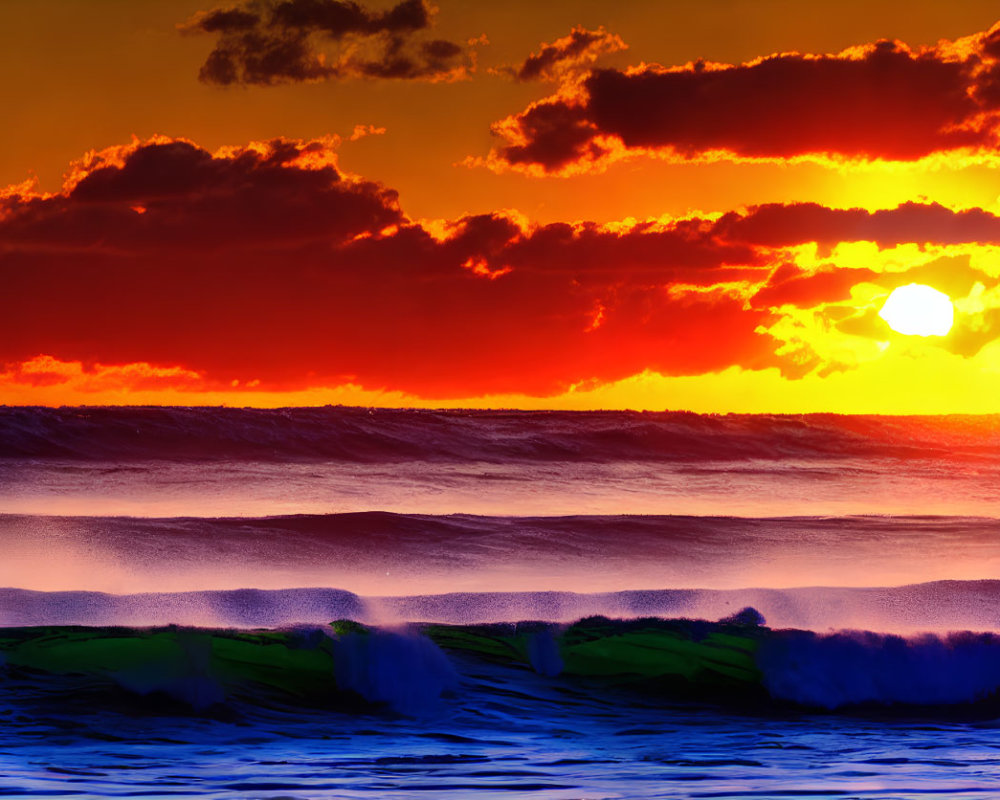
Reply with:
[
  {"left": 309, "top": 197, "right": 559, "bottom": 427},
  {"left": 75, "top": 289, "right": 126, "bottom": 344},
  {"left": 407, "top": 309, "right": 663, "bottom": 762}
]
[
  {"left": 7, "top": 649, "right": 1000, "bottom": 800},
  {"left": 4, "top": 407, "right": 1000, "bottom": 797}
]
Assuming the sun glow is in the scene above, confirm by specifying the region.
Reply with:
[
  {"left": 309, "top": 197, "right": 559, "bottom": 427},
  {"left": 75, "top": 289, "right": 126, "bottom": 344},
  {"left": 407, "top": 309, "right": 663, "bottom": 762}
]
[{"left": 878, "top": 283, "right": 954, "bottom": 337}]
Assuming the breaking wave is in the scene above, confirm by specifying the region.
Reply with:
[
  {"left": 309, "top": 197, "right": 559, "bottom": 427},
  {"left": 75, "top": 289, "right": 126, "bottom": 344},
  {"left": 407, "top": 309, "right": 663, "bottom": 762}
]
[{"left": 6, "top": 616, "right": 1000, "bottom": 716}]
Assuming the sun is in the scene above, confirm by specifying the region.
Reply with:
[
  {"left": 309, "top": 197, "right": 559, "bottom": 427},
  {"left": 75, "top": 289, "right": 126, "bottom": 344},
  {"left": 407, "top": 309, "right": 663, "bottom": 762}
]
[{"left": 878, "top": 283, "right": 954, "bottom": 337}]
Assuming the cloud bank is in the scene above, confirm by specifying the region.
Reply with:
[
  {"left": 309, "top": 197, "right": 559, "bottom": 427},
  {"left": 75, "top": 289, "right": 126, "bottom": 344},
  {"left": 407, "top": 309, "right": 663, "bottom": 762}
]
[
  {"left": 4, "top": 137, "right": 1000, "bottom": 398},
  {"left": 485, "top": 21, "right": 1000, "bottom": 173}
]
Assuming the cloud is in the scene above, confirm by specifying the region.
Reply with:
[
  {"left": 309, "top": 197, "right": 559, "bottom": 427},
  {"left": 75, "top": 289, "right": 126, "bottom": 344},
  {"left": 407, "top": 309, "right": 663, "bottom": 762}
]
[
  {"left": 488, "top": 97, "right": 612, "bottom": 174},
  {"left": 714, "top": 201, "right": 1000, "bottom": 248},
  {"left": 2, "top": 136, "right": 401, "bottom": 250},
  {"left": 0, "top": 137, "right": 775, "bottom": 397},
  {"left": 751, "top": 264, "right": 878, "bottom": 309},
  {"left": 182, "top": 0, "right": 472, "bottom": 85},
  {"left": 482, "top": 22, "right": 1000, "bottom": 173},
  {"left": 0, "top": 356, "right": 203, "bottom": 392},
  {"left": 502, "top": 26, "right": 626, "bottom": 82},
  {"left": 8, "top": 138, "right": 1000, "bottom": 398}
]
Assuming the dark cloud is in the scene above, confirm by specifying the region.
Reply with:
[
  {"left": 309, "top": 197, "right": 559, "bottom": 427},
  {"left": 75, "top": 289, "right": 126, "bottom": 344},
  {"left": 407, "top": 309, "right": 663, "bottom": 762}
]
[
  {"left": 7, "top": 139, "right": 1000, "bottom": 395},
  {"left": 492, "top": 100, "right": 607, "bottom": 172},
  {"left": 752, "top": 264, "right": 878, "bottom": 309},
  {"left": 0, "top": 138, "right": 776, "bottom": 396},
  {"left": 2, "top": 138, "right": 401, "bottom": 251},
  {"left": 714, "top": 201, "right": 1000, "bottom": 248},
  {"left": 182, "top": 0, "right": 471, "bottom": 85},
  {"left": 508, "top": 26, "right": 626, "bottom": 82},
  {"left": 196, "top": 8, "right": 258, "bottom": 31},
  {"left": 269, "top": 0, "right": 428, "bottom": 32},
  {"left": 486, "top": 23, "right": 1000, "bottom": 172}
]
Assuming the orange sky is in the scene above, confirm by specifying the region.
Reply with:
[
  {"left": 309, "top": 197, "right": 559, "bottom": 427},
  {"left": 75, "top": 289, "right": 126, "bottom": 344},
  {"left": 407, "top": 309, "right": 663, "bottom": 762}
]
[{"left": 5, "top": 0, "right": 1000, "bottom": 411}]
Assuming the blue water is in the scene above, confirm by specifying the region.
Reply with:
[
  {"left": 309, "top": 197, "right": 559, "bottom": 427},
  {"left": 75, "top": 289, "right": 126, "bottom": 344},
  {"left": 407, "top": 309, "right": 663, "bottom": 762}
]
[
  {"left": 6, "top": 652, "right": 1000, "bottom": 800},
  {"left": 5, "top": 407, "right": 1000, "bottom": 797}
]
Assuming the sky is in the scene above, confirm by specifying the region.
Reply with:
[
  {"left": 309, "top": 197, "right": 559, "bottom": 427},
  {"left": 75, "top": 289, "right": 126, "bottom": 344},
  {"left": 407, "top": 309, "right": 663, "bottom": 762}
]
[{"left": 5, "top": 0, "right": 1000, "bottom": 412}]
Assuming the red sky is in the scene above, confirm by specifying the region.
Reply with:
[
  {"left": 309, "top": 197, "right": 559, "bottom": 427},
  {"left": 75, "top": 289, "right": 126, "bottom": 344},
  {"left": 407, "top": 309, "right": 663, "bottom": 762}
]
[{"left": 5, "top": 0, "right": 1000, "bottom": 411}]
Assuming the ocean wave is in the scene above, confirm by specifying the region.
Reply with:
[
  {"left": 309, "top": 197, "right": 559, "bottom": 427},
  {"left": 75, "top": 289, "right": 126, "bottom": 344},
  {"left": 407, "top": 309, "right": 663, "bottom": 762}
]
[
  {"left": 5, "top": 617, "right": 1000, "bottom": 716},
  {"left": 6, "top": 512, "right": 1000, "bottom": 613},
  {"left": 4, "top": 406, "right": 1000, "bottom": 463},
  {"left": 759, "top": 629, "right": 1000, "bottom": 709}
]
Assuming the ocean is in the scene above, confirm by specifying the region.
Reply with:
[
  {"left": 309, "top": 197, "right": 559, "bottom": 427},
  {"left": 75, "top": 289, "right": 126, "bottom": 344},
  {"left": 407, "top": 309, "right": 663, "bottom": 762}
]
[{"left": 4, "top": 406, "right": 1000, "bottom": 799}]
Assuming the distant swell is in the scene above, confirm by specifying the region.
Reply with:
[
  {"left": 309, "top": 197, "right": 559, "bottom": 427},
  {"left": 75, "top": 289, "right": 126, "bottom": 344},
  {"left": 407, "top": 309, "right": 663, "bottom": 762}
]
[
  {"left": 6, "top": 512, "right": 1000, "bottom": 608},
  {"left": 7, "top": 580, "right": 1000, "bottom": 633},
  {"left": 3, "top": 406, "right": 1000, "bottom": 462}
]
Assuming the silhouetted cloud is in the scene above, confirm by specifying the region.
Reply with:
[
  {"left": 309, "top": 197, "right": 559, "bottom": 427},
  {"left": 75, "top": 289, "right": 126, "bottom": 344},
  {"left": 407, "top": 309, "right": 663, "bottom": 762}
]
[
  {"left": 3, "top": 137, "right": 401, "bottom": 250},
  {"left": 6, "top": 138, "right": 1000, "bottom": 396},
  {"left": 182, "top": 0, "right": 472, "bottom": 85},
  {"left": 483, "top": 22, "right": 1000, "bottom": 172},
  {"left": 491, "top": 100, "right": 608, "bottom": 172},
  {"left": 714, "top": 201, "right": 1000, "bottom": 248},
  {"left": 505, "top": 26, "right": 626, "bottom": 82},
  {"left": 751, "top": 264, "right": 878, "bottom": 309}
]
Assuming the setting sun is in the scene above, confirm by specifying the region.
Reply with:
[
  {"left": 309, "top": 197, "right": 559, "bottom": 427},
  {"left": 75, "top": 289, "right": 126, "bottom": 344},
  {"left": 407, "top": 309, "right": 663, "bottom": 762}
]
[
  {"left": 878, "top": 283, "right": 955, "bottom": 337},
  {"left": 13, "top": 4, "right": 1000, "bottom": 795}
]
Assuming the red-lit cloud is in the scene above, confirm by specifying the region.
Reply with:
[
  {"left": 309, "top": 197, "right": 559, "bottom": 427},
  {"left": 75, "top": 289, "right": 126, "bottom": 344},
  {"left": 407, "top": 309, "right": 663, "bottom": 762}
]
[
  {"left": 485, "top": 22, "right": 1000, "bottom": 173},
  {"left": 5, "top": 136, "right": 401, "bottom": 252},
  {"left": 751, "top": 264, "right": 878, "bottom": 309},
  {"left": 6, "top": 137, "right": 1000, "bottom": 398}
]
